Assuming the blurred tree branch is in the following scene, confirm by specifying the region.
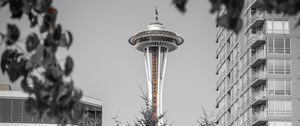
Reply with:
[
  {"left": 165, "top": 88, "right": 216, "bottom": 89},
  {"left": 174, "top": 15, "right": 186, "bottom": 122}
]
[{"left": 172, "top": 0, "right": 300, "bottom": 33}]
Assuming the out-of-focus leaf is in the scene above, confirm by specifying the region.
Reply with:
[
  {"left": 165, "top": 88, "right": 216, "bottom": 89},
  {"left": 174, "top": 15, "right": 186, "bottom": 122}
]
[
  {"left": 217, "top": 14, "right": 243, "bottom": 33},
  {"left": 7, "top": 59, "right": 27, "bottom": 82},
  {"left": 21, "top": 77, "right": 34, "bottom": 93},
  {"left": 28, "top": 11, "right": 38, "bottom": 27},
  {"left": 172, "top": 0, "right": 188, "bottom": 13},
  {"left": 64, "top": 56, "right": 73, "bottom": 76},
  {"left": 22, "top": 0, "right": 37, "bottom": 14},
  {"left": 26, "top": 45, "right": 44, "bottom": 70},
  {"left": 0, "top": 0, "right": 8, "bottom": 7},
  {"left": 40, "top": 7, "right": 57, "bottom": 33},
  {"left": 9, "top": 0, "right": 24, "bottom": 19},
  {"left": 26, "top": 33, "right": 40, "bottom": 52},
  {"left": 25, "top": 97, "right": 38, "bottom": 114},
  {"left": 6, "top": 24, "right": 20, "bottom": 46},
  {"left": 42, "top": 47, "right": 55, "bottom": 68},
  {"left": 45, "top": 62, "right": 63, "bottom": 81},
  {"left": 34, "top": 0, "right": 52, "bottom": 14},
  {"left": 1, "top": 49, "right": 23, "bottom": 74},
  {"left": 58, "top": 31, "right": 73, "bottom": 49},
  {"left": 54, "top": 24, "right": 62, "bottom": 40}
]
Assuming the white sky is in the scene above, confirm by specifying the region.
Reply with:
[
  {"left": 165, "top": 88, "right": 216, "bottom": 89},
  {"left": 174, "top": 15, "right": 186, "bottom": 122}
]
[{"left": 0, "top": 0, "right": 217, "bottom": 126}]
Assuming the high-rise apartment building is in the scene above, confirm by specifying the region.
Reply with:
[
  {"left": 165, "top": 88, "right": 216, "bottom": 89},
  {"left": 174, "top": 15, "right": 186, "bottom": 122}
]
[{"left": 215, "top": 1, "right": 300, "bottom": 126}]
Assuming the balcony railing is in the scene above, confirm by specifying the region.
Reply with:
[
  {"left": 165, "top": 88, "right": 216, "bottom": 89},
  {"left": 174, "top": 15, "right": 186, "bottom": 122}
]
[
  {"left": 251, "top": 113, "right": 267, "bottom": 126},
  {"left": 245, "top": 32, "right": 266, "bottom": 49},
  {"left": 251, "top": 71, "right": 266, "bottom": 87},
  {"left": 250, "top": 12, "right": 265, "bottom": 24},
  {"left": 251, "top": 49, "right": 266, "bottom": 68},
  {"left": 251, "top": 93, "right": 267, "bottom": 106},
  {"left": 216, "top": 88, "right": 226, "bottom": 103}
]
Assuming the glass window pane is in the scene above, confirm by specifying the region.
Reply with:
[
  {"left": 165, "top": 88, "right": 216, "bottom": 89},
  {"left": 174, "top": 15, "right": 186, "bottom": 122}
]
[
  {"left": 285, "top": 60, "right": 291, "bottom": 74},
  {"left": 268, "top": 100, "right": 274, "bottom": 116},
  {"left": 268, "top": 59, "right": 274, "bottom": 74},
  {"left": 268, "top": 38, "right": 274, "bottom": 53},
  {"left": 277, "top": 121, "right": 285, "bottom": 126},
  {"left": 275, "top": 79, "right": 285, "bottom": 95},
  {"left": 12, "top": 99, "right": 22, "bottom": 122},
  {"left": 286, "top": 80, "right": 291, "bottom": 95},
  {"left": 0, "top": 99, "right": 2, "bottom": 122},
  {"left": 268, "top": 80, "right": 274, "bottom": 95},
  {"left": 267, "top": 21, "right": 273, "bottom": 33},
  {"left": 273, "top": 21, "right": 283, "bottom": 34},
  {"left": 286, "top": 121, "right": 292, "bottom": 126},
  {"left": 275, "top": 59, "right": 285, "bottom": 74},
  {"left": 274, "top": 38, "right": 284, "bottom": 53},
  {"left": 275, "top": 101, "right": 285, "bottom": 116},
  {"left": 284, "top": 21, "right": 289, "bottom": 34},
  {"left": 2, "top": 99, "right": 12, "bottom": 122},
  {"left": 285, "top": 38, "right": 290, "bottom": 54}
]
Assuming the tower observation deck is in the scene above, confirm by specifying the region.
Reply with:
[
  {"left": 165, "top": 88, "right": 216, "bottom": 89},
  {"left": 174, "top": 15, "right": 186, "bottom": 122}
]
[{"left": 129, "top": 21, "right": 183, "bottom": 125}]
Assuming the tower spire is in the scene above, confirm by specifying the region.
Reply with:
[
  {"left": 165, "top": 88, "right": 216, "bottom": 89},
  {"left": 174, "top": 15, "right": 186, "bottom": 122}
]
[
  {"left": 154, "top": 0, "right": 159, "bottom": 22},
  {"left": 155, "top": 6, "right": 159, "bottom": 22}
]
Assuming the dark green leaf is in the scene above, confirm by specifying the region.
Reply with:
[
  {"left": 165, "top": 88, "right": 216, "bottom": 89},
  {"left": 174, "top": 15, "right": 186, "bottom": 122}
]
[
  {"left": 7, "top": 59, "right": 27, "bottom": 82},
  {"left": 45, "top": 62, "right": 63, "bottom": 81},
  {"left": 9, "top": 0, "right": 24, "bottom": 19},
  {"left": 6, "top": 24, "right": 20, "bottom": 46},
  {"left": 172, "top": 0, "right": 188, "bottom": 13},
  {"left": 42, "top": 47, "right": 55, "bottom": 68},
  {"left": 26, "top": 33, "right": 40, "bottom": 52},
  {"left": 28, "top": 11, "right": 38, "bottom": 27},
  {"left": 1, "top": 49, "right": 23, "bottom": 74},
  {"left": 25, "top": 45, "right": 44, "bottom": 70},
  {"left": 34, "top": 0, "right": 52, "bottom": 14},
  {"left": 64, "top": 56, "right": 73, "bottom": 76},
  {"left": 21, "top": 77, "right": 34, "bottom": 93},
  {"left": 54, "top": 24, "right": 62, "bottom": 40}
]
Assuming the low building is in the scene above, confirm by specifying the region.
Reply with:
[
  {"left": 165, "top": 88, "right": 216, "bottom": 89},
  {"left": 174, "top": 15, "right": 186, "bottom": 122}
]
[{"left": 0, "top": 84, "right": 103, "bottom": 126}]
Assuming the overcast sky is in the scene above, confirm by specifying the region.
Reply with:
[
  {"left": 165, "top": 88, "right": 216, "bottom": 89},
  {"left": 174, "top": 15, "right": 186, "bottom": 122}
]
[{"left": 0, "top": 0, "right": 217, "bottom": 126}]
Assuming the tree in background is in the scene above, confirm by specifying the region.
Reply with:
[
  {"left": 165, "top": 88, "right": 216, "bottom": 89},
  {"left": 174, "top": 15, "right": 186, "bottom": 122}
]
[
  {"left": 172, "top": 0, "right": 300, "bottom": 33},
  {"left": 113, "top": 88, "right": 172, "bottom": 126},
  {"left": 197, "top": 108, "right": 215, "bottom": 126},
  {"left": 0, "top": 0, "right": 83, "bottom": 125}
]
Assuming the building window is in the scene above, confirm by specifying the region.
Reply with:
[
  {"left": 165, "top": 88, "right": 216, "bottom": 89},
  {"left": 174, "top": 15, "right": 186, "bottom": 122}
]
[
  {"left": 267, "top": 38, "right": 290, "bottom": 54},
  {"left": 266, "top": 20, "right": 289, "bottom": 34},
  {"left": 268, "top": 100, "right": 292, "bottom": 116},
  {"left": 267, "top": 59, "right": 291, "bottom": 74},
  {"left": 268, "top": 79, "right": 291, "bottom": 95},
  {"left": 269, "top": 121, "right": 292, "bottom": 126}
]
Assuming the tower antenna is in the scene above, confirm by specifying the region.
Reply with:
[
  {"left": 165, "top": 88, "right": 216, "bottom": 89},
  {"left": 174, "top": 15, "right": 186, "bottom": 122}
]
[{"left": 155, "top": 0, "right": 159, "bottom": 22}]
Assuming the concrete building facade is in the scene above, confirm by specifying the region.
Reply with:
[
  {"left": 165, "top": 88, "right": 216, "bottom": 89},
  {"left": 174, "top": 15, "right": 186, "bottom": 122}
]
[{"left": 215, "top": 1, "right": 300, "bottom": 126}]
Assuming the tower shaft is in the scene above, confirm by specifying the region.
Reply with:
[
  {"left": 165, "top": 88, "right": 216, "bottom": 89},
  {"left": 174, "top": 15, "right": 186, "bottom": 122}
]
[{"left": 152, "top": 51, "right": 158, "bottom": 119}]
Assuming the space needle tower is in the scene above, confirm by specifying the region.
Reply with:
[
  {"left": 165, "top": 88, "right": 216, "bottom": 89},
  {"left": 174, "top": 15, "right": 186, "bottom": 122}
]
[{"left": 129, "top": 3, "right": 184, "bottom": 125}]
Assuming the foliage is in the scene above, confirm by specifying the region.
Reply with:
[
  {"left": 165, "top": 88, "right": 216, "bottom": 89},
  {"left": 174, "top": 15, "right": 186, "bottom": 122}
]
[
  {"left": 197, "top": 108, "right": 215, "bottom": 126},
  {"left": 113, "top": 89, "right": 172, "bottom": 126},
  {"left": 0, "top": 0, "right": 83, "bottom": 125},
  {"left": 172, "top": 0, "right": 300, "bottom": 33}
]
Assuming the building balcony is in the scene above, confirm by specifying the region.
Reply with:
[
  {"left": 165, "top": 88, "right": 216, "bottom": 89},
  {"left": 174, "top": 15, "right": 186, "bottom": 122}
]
[
  {"left": 251, "top": 71, "right": 267, "bottom": 87},
  {"left": 216, "top": 89, "right": 226, "bottom": 104},
  {"left": 251, "top": 94, "right": 267, "bottom": 107},
  {"left": 216, "top": 105, "right": 227, "bottom": 120},
  {"left": 251, "top": 50, "right": 266, "bottom": 68},
  {"left": 247, "top": 32, "right": 266, "bottom": 49},
  {"left": 251, "top": 113, "right": 267, "bottom": 126},
  {"left": 249, "top": 12, "right": 265, "bottom": 29},
  {"left": 249, "top": 0, "right": 264, "bottom": 8}
]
